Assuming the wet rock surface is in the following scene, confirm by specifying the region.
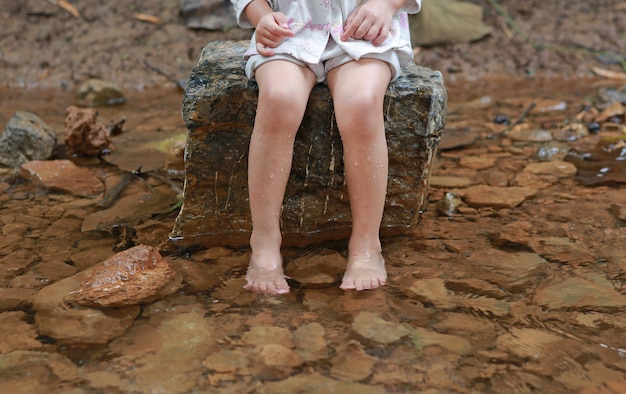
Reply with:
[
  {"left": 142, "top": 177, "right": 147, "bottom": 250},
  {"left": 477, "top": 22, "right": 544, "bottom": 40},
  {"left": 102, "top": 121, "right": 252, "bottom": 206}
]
[
  {"left": 0, "top": 111, "right": 56, "bottom": 170},
  {"left": 63, "top": 106, "right": 113, "bottom": 156},
  {"left": 70, "top": 244, "right": 179, "bottom": 308},
  {"left": 19, "top": 159, "right": 104, "bottom": 197},
  {"left": 170, "top": 40, "right": 447, "bottom": 249}
]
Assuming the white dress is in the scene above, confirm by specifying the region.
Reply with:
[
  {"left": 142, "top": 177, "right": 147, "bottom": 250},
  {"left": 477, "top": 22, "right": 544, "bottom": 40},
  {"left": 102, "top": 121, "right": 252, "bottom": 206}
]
[{"left": 230, "top": 0, "right": 421, "bottom": 68}]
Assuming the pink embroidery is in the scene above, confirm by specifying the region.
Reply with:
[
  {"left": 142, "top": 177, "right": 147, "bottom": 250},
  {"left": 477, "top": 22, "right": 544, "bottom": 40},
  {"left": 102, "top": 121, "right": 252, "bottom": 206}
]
[{"left": 398, "top": 14, "right": 409, "bottom": 28}]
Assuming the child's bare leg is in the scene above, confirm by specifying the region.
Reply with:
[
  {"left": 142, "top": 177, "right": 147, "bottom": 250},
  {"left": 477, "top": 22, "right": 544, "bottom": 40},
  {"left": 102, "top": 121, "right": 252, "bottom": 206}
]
[
  {"left": 245, "top": 60, "right": 316, "bottom": 294},
  {"left": 327, "top": 59, "right": 391, "bottom": 290}
]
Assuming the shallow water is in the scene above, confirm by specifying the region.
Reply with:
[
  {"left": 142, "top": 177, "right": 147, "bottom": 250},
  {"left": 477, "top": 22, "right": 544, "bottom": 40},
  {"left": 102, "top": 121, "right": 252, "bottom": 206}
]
[{"left": 1, "top": 77, "right": 625, "bottom": 393}]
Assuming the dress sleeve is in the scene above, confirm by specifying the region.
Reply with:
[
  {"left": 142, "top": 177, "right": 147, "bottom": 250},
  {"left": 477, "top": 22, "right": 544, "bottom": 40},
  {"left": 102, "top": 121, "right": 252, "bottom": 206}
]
[
  {"left": 230, "top": 0, "right": 272, "bottom": 28},
  {"left": 402, "top": 0, "right": 421, "bottom": 14}
]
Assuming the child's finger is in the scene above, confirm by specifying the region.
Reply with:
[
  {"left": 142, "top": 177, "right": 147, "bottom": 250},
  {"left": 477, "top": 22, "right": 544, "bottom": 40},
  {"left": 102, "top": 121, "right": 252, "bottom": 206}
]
[
  {"left": 256, "top": 41, "right": 274, "bottom": 57},
  {"left": 341, "top": 11, "right": 364, "bottom": 41},
  {"left": 372, "top": 25, "right": 390, "bottom": 46},
  {"left": 273, "top": 12, "right": 291, "bottom": 30}
]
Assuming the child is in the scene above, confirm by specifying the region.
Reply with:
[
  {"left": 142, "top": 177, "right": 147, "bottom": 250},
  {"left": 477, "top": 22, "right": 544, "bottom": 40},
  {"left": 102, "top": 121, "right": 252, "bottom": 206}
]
[{"left": 230, "top": 0, "right": 421, "bottom": 294}]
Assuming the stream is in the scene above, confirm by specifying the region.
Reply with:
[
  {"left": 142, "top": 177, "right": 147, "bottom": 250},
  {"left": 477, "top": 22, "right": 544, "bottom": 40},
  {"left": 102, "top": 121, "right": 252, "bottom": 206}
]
[{"left": 1, "top": 77, "right": 625, "bottom": 393}]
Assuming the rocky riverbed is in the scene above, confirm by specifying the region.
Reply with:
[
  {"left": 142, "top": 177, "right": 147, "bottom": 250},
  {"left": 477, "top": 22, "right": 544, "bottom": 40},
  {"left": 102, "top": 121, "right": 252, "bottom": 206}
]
[
  {"left": 1, "top": 76, "right": 625, "bottom": 392},
  {"left": 1, "top": 0, "right": 626, "bottom": 392}
]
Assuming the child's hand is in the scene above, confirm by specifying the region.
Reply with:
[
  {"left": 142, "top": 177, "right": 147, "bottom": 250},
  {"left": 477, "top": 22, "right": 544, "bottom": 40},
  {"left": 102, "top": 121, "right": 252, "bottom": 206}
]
[
  {"left": 341, "top": 0, "right": 398, "bottom": 46},
  {"left": 254, "top": 12, "right": 294, "bottom": 56}
]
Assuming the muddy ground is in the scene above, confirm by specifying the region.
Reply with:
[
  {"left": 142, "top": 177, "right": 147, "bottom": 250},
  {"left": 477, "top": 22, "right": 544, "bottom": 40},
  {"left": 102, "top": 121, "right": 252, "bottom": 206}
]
[{"left": 1, "top": 0, "right": 625, "bottom": 89}]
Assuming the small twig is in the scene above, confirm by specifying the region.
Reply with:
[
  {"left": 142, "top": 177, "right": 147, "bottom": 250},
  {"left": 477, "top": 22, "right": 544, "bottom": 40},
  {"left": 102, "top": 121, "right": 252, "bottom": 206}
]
[
  {"left": 47, "top": 0, "right": 80, "bottom": 18},
  {"left": 500, "top": 102, "right": 536, "bottom": 135},
  {"left": 96, "top": 171, "right": 136, "bottom": 208},
  {"left": 95, "top": 165, "right": 155, "bottom": 208},
  {"left": 592, "top": 67, "right": 626, "bottom": 81},
  {"left": 132, "top": 13, "right": 161, "bottom": 24},
  {"left": 499, "top": 20, "right": 513, "bottom": 40}
]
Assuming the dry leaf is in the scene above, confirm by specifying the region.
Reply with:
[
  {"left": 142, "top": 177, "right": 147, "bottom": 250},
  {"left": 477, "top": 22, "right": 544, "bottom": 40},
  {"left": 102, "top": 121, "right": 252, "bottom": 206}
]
[
  {"left": 595, "top": 101, "right": 625, "bottom": 123},
  {"left": 133, "top": 13, "right": 162, "bottom": 24},
  {"left": 48, "top": 0, "right": 80, "bottom": 18},
  {"left": 615, "top": 3, "right": 626, "bottom": 10},
  {"left": 592, "top": 67, "right": 626, "bottom": 81}
]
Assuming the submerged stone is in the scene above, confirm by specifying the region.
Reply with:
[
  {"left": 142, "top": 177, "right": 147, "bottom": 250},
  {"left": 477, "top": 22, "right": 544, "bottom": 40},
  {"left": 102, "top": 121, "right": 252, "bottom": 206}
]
[
  {"left": 167, "top": 40, "right": 447, "bottom": 249},
  {"left": 330, "top": 340, "right": 378, "bottom": 382},
  {"left": 30, "top": 271, "right": 140, "bottom": 344},
  {"left": 351, "top": 312, "right": 409, "bottom": 345},
  {"left": 250, "top": 344, "right": 304, "bottom": 381},
  {"left": 75, "top": 78, "right": 125, "bottom": 107},
  {"left": 533, "top": 273, "right": 626, "bottom": 310},
  {"left": 20, "top": 159, "right": 104, "bottom": 197}
]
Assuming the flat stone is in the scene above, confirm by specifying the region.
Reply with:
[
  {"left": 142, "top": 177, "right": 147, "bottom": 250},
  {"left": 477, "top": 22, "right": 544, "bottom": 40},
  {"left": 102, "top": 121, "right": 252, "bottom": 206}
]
[
  {"left": 459, "top": 185, "right": 538, "bottom": 209},
  {"left": 458, "top": 156, "right": 496, "bottom": 170},
  {"left": 167, "top": 40, "right": 447, "bottom": 249},
  {"left": 522, "top": 160, "right": 577, "bottom": 178},
  {"left": 0, "top": 311, "right": 43, "bottom": 353},
  {"left": 0, "top": 351, "right": 78, "bottom": 390},
  {"left": 406, "top": 278, "right": 510, "bottom": 316},
  {"left": 30, "top": 271, "right": 140, "bottom": 344},
  {"left": 284, "top": 250, "right": 346, "bottom": 288},
  {"left": 106, "top": 308, "right": 219, "bottom": 393},
  {"left": 507, "top": 124, "right": 553, "bottom": 142},
  {"left": 202, "top": 349, "right": 250, "bottom": 375},
  {"left": 429, "top": 175, "right": 473, "bottom": 188},
  {"left": 351, "top": 312, "right": 409, "bottom": 345},
  {"left": 293, "top": 322, "right": 329, "bottom": 362},
  {"left": 496, "top": 328, "right": 563, "bottom": 358},
  {"left": 533, "top": 273, "right": 626, "bottom": 310},
  {"left": 467, "top": 248, "right": 547, "bottom": 290},
  {"left": 241, "top": 326, "right": 295, "bottom": 348},
  {"left": 330, "top": 340, "right": 378, "bottom": 381},
  {"left": 250, "top": 344, "right": 304, "bottom": 381},
  {"left": 20, "top": 159, "right": 104, "bottom": 197},
  {"left": 411, "top": 327, "right": 472, "bottom": 355}
]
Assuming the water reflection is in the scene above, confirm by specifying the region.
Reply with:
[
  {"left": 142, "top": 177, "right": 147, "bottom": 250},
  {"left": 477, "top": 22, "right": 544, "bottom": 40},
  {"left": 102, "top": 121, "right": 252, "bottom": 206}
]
[{"left": 0, "top": 78, "right": 625, "bottom": 393}]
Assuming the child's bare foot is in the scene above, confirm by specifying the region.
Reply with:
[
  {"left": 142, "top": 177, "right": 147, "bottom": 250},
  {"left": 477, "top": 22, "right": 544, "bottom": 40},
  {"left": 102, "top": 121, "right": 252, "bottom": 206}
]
[
  {"left": 340, "top": 252, "right": 387, "bottom": 291},
  {"left": 243, "top": 250, "right": 290, "bottom": 294}
]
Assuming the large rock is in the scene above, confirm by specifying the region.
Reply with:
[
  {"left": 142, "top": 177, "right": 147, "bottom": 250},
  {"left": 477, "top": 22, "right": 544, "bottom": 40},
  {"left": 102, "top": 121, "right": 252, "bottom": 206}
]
[
  {"left": 69, "top": 245, "right": 179, "bottom": 308},
  {"left": 168, "top": 40, "right": 447, "bottom": 249},
  {"left": 63, "top": 105, "right": 113, "bottom": 156},
  {"left": 30, "top": 271, "right": 140, "bottom": 345},
  {"left": 0, "top": 111, "right": 56, "bottom": 170}
]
